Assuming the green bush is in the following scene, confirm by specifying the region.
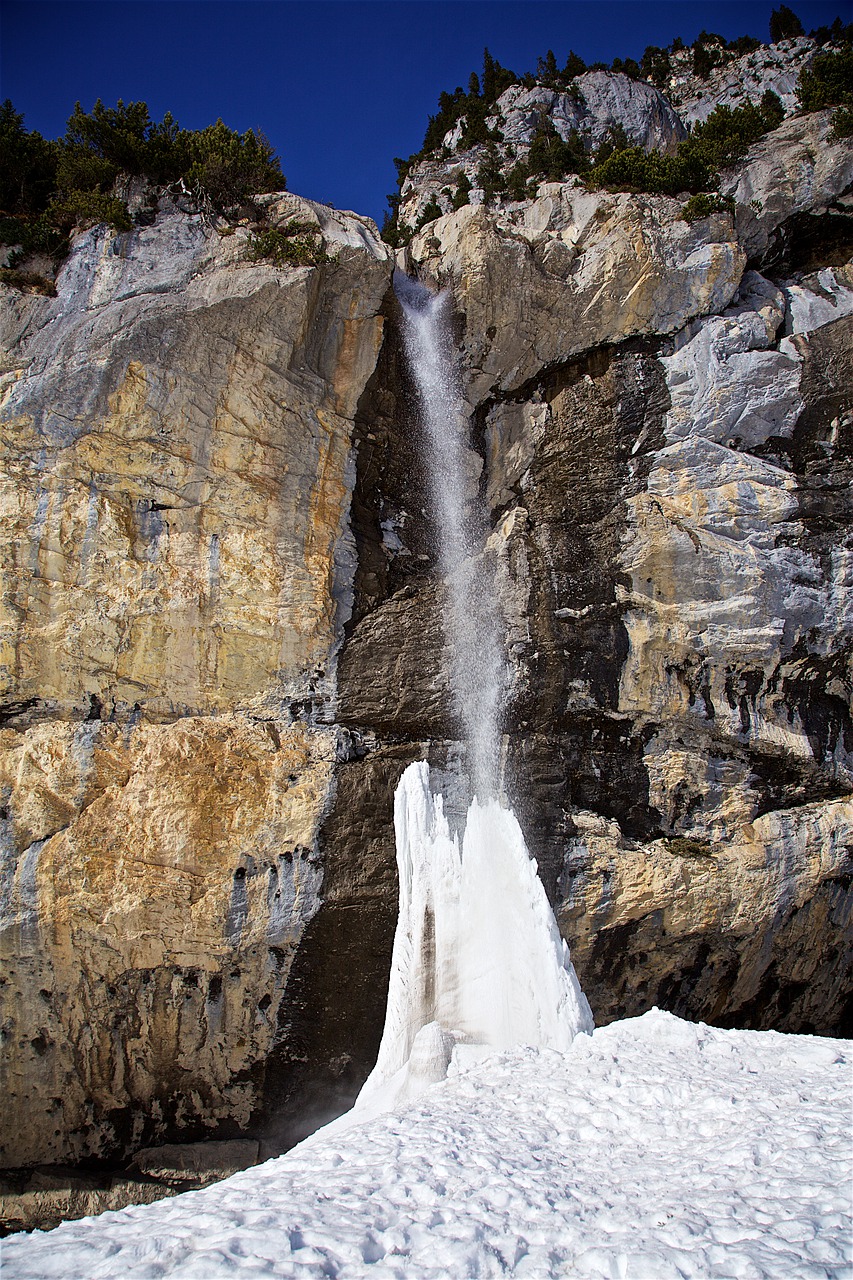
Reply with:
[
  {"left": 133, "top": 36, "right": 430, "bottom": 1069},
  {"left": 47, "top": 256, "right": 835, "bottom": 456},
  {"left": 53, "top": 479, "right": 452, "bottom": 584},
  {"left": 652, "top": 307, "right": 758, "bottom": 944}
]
[
  {"left": 592, "top": 124, "right": 630, "bottom": 167},
  {"left": 0, "top": 212, "right": 65, "bottom": 264},
  {"left": 58, "top": 100, "right": 285, "bottom": 206},
  {"left": 797, "top": 47, "right": 853, "bottom": 112},
  {"left": 62, "top": 99, "right": 165, "bottom": 182},
  {"left": 482, "top": 48, "right": 516, "bottom": 103},
  {"left": 808, "top": 17, "right": 852, "bottom": 46},
  {"left": 0, "top": 100, "right": 57, "bottom": 217},
  {"left": 415, "top": 196, "right": 442, "bottom": 229},
  {"left": 728, "top": 35, "right": 761, "bottom": 55},
  {"left": 563, "top": 50, "right": 587, "bottom": 79},
  {"left": 640, "top": 45, "right": 672, "bottom": 88},
  {"left": 586, "top": 95, "right": 785, "bottom": 198},
  {"left": 588, "top": 145, "right": 708, "bottom": 196},
  {"left": 692, "top": 43, "right": 717, "bottom": 79},
  {"left": 48, "top": 189, "right": 132, "bottom": 233},
  {"left": 526, "top": 119, "right": 587, "bottom": 182},
  {"left": 181, "top": 119, "right": 284, "bottom": 208},
  {"left": 452, "top": 172, "right": 471, "bottom": 210},
  {"left": 610, "top": 56, "right": 642, "bottom": 79},
  {"left": 0, "top": 267, "right": 56, "bottom": 296},
  {"left": 681, "top": 94, "right": 784, "bottom": 172},
  {"left": 664, "top": 837, "right": 715, "bottom": 859},
  {"left": 246, "top": 221, "right": 326, "bottom": 268},
  {"left": 681, "top": 192, "right": 735, "bottom": 222},
  {"left": 476, "top": 143, "right": 508, "bottom": 201},
  {"left": 0, "top": 96, "right": 289, "bottom": 289},
  {"left": 830, "top": 105, "right": 853, "bottom": 138}
]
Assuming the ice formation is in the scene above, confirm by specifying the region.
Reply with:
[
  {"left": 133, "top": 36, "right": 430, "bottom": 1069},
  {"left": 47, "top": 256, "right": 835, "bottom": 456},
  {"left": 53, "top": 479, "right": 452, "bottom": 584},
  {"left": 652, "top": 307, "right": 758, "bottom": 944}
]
[{"left": 354, "top": 762, "right": 594, "bottom": 1113}]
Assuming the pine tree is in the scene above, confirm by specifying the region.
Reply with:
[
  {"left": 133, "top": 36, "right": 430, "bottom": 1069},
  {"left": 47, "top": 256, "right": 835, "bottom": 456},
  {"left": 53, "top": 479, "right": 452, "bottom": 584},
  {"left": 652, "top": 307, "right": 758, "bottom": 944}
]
[
  {"left": 770, "top": 6, "right": 805, "bottom": 42},
  {"left": 482, "top": 48, "right": 497, "bottom": 103}
]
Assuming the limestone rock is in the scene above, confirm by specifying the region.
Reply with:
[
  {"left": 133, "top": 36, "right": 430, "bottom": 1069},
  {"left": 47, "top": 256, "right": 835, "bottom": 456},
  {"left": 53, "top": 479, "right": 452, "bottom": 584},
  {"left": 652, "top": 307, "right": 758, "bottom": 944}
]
[
  {"left": 129, "top": 1138, "right": 259, "bottom": 1183},
  {"left": 0, "top": 191, "right": 394, "bottom": 1170},
  {"left": 0, "top": 714, "right": 333, "bottom": 1168},
  {"left": 660, "top": 272, "right": 803, "bottom": 449},
  {"left": 0, "top": 1173, "right": 175, "bottom": 1235},
  {"left": 720, "top": 111, "right": 853, "bottom": 261},
  {"left": 405, "top": 189, "right": 744, "bottom": 401},
  {"left": 781, "top": 262, "right": 853, "bottom": 334},
  {"left": 0, "top": 194, "right": 391, "bottom": 721},
  {"left": 0, "top": 1138, "right": 258, "bottom": 1233},
  {"left": 399, "top": 71, "right": 684, "bottom": 230},
  {"left": 667, "top": 37, "right": 818, "bottom": 127},
  {"left": 496, "top": 73, "right": 685, "bottom": 157},
  {"left": 559, "top": 797, "right": 853, "bottom": 1031}
]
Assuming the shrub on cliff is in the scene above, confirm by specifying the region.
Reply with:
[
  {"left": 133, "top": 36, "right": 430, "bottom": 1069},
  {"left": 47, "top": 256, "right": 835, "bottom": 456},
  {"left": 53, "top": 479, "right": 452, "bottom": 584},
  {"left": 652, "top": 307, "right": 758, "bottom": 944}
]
[
  {"left": 770, "top": 5, "right": 805, "bottom": 42},
  {"left": 640, "top": 45, "right": 673, "bottom": 88},
  {"left": 1, "top": 97, "right": 285, "bottom": 246},
  {"left": 245, "top": 220, "right": 326, "bottom": 268},
  {"left": 0, "top": 97, "right": 288, "bottom": 290},
  {"left": 796, "top": 46, "right": 853, "bottom": 138},
  {"left": 588, "top": 145, "right": 708, "bottom": 196},
  {"left": 797, "top": 45, "right": 853, "bottom": 109},
  {"left": 685, "top": 93, "right": 785, "bottom": 169},
  {"left": 181, "top": 120, "right": 284, "bottom": 209},
  {"left": 60, "top": 100, "right": 285, "bottom": 209},
  {"left": 0, "top": 100, "right": 57, "bottom": 218},
  {"left": 680, "top": 192, "right": 736, "bottom": 222},
  {"left": 587, "top": 95, "right": 785, "bottom": 196},
  {"left": 47, "top": 190, "right": 133, "bottom": 234},
  {"left": 452, "top": 173, "right": 472, "bottom": 210}
]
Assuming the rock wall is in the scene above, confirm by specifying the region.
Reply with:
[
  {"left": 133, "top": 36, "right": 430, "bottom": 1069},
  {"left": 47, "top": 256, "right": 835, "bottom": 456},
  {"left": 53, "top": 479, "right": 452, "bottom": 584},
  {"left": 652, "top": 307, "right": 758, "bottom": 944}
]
[
  {"left": 0, "top": 84, "right": 851, "bottom": 1190},
  {"left": 389, "top": 109, "right": 853, "bottom": 1039},
  {"left": 0, "top": 194, "right": 394, "bottom": 1169}
]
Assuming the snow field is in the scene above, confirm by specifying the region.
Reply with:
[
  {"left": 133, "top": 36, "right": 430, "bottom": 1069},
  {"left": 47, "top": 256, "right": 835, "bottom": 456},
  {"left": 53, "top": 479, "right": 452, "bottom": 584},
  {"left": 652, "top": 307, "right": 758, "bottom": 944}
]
[{"left": 4, "top": 1008, "right": 850, "bottom": 1280}]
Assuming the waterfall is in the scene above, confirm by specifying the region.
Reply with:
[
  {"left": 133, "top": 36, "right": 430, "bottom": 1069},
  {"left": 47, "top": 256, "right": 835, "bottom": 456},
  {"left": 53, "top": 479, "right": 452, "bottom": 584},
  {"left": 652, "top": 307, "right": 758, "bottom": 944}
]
[
  {"left": 394, "top": 271, "right": 505, "bottom": 800},
  {"left": 341, "top": 274, "right": 593, "bottom": 1122}
]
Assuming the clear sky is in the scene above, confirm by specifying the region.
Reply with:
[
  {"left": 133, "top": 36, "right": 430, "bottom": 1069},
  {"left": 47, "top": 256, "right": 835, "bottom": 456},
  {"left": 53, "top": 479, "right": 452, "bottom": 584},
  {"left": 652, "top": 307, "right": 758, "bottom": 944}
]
[{"left": 2, "top": 1, "right": 847, "bottom": 226}]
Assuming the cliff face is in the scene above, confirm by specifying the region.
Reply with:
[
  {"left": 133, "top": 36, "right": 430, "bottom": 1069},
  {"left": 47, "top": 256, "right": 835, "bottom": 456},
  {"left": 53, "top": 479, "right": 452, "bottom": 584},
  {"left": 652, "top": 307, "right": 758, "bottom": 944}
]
[
  {"left": 0, "top": 194, "right": 393, "bottom": 1167},
  {"left": 375, "top": 107, "right": 852, "bottom": 1040},
  {"left": 1, "top": 62, "right": 852, "bottom": 1184}
]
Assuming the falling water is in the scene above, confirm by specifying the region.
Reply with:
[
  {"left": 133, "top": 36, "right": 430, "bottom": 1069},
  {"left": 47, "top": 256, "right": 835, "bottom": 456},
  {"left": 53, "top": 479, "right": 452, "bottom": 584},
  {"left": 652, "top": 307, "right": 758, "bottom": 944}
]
[
  {"left": 335, "top": 274, "right": 594, "bottom": 1122},
  {"left": 394, "top": 271, "right": 505, "bottom": 800}
]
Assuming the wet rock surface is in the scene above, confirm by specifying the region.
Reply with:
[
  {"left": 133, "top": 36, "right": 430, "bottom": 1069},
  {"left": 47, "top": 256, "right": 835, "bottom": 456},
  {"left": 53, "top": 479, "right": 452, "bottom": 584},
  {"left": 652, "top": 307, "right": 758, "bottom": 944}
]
[{"left": 0, "top": 1139, "right": 260, "bottom": 1235}]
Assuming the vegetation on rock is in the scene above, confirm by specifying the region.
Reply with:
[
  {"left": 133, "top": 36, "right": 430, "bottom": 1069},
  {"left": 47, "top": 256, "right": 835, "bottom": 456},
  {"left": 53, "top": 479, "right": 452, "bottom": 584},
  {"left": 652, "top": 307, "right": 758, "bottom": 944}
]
[
  {"left": 0, "top": 97, "right": 286, "bottom": 287},
  {"left": 245, "top": 220, "right": 327, "bottom": 268},
  {"left": 769, "top": 5, "right": 805, "bottom": 42},
  {"left": 381, "top": 8, "right": 851, "bottom": 245},
  {"left": 796, "top": 45, "right": 853, "bottom": 137}
]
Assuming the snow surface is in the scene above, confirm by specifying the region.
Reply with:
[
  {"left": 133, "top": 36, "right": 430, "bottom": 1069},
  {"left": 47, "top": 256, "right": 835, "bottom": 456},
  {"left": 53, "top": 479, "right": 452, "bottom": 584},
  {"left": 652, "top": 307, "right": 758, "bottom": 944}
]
[{"left": 4, "top": 1009, "right": 850, "bottom": 1280}]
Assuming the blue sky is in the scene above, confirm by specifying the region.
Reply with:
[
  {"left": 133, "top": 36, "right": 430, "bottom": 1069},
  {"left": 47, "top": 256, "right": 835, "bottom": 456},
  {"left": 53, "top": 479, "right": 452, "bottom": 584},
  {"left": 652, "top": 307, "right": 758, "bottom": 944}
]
[{"left": 1, "top": 1, "right": 847, "bottom": 225}]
